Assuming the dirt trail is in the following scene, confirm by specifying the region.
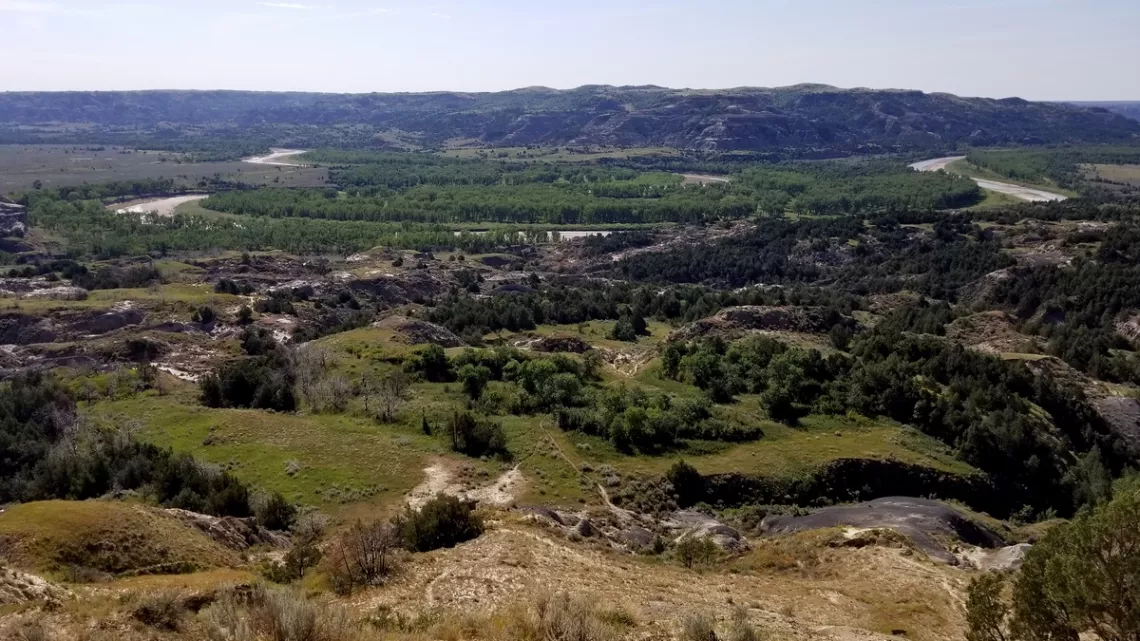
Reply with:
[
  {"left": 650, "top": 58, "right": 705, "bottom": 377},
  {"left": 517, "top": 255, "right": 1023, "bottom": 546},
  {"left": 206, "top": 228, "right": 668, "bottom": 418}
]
[
  {"left": 243, "top": 148, "right": 308, "bottom": 166},
  {"left": 910, "top": 156, "right": 1068, "bottom": 202},
  {"left": 405, "top": 461, "right": 525, "bottom": 509}
]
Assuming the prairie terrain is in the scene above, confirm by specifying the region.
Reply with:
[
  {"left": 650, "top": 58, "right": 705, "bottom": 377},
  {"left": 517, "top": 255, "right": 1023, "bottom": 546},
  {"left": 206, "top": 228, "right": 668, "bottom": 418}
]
[
  {"left": 0, "top": 144, "right": 327, "bottom": 194},
  {"left": 1, "top": 110, "right": 1139, "bottom": 641}
]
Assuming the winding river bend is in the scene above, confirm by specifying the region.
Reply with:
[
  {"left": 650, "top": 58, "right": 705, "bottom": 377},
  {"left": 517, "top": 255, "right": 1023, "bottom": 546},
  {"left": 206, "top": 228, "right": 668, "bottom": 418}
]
[
  {"left": 910, "top": 156, "right": 1068, "bottom": 202},
  {"left": 243, "top": 149, "right": 308, "bottom": 166}
]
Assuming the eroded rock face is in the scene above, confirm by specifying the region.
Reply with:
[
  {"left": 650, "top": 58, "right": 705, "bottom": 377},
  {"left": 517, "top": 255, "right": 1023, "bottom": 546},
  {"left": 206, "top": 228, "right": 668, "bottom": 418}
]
[
  {"left": 0, "top": 565, "right": 71, "bottom": 605},
  {"left": 348, "top": 271, "right": 445, "bottom": 305},
  {"left": 67, "top": 309, "right": 145, "bottom": 336},
  {"left": 522, "top": 505, "right": 749, "bottom": 554},
  {"left": 163, "top": 509, "right": 290, "bottom": 551},
  {"left": 963, "top": 543, "right": 1033, "bottom": 571},
  {"left": 760, "top": 497, "right": 1007, "bottom": 563},
  {"left": 535, "top": 335, "right": 592, "bottom": 354},
  {"left": 669, "top": 306, "right": 856, "bottom": 343},
  {"left": 24, "top": 287, "right": 89, "bottom": 301},
  {"left": 373, "top": 315, "right": 463, "bottom": 347},
  {"left": 1092, "top": 396, "right": 1140, "bottom": 454},
  {"left": 947, "top": 311, "right": 1042, "bottom": 355},
  {"left": 0, "top": 314, "right": 57, "bottom": 345},
  {"left": 664, "top": 510, "right": 751, "bottom": 553},
  {"left": 0, "top": 198, "right": 28, "bottom": 238},
  {"left": 1116, "top": 312, "right": 1140, "bottom": 344}
]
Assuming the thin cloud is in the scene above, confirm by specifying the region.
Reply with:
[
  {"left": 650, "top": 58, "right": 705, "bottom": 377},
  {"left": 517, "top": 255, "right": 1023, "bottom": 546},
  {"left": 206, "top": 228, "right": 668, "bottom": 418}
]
[
  {"left": 259, "top": 2, "right": 315, "bottom": 9},
  {"left": 321, "top": 6, "right": 395, "bottom": 20},
  {"left": 0, "top": 1, "right": 101, "bottom": 15},
  {"left": 0, "top": 1, "right": 62, "bottom": 12}
]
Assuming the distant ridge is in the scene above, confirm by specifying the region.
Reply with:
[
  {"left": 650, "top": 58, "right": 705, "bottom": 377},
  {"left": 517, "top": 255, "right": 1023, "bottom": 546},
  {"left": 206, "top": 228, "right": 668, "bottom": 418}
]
[
  {"left": 1069, "top": 101, "right": 1140, "bottom": 123},
  {"left": 1, "top": 85, "right": 1137, "bottom": 151}
]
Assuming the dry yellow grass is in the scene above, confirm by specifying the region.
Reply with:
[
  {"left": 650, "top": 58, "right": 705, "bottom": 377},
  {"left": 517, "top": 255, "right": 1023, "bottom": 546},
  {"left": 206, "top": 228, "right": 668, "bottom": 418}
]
[
  {"left": 0, "top": 500, "right": 239, "bottom": 577},
  {"left": 349, "top": 516, "right": 969, "bottom": 641},
  {"left": 0, "top": 512, "right": 973, "bottom": 641}
]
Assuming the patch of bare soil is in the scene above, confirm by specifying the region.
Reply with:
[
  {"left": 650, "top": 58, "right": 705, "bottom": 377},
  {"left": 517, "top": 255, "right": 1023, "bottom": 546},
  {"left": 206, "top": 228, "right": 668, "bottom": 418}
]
[
  {"left": 1023, "top": 356, "right": 1107, "bottom": 395},
  {"left": 355, "top": 516, "right": 970, "bottom": 641},
  {"left": 0, "top": 306, "right": 145, "bottom": 347},
  {"left": 197, "top": 254, "right": 332, "bottom": 291},
  {"left": 1115, "top": 311, "right": 1140, "bottom": 343},
  {"left": 347, "top": 271, "right": 447, "bottom": 306},
  {"left": 405, "top": 462, "right": 526, "bottom": 510},
  {"left": 866, "top": 291, "right": 924, "bottom": 315},
  {"left": 670, "top": 306, "right": 856, "bottom": 343},
  {"left": 958, "top": 267, "right": 1014, "bottom": 309},
  {"left": 542, "top": 223, "right": 744, "bottom": 273},
  {"left": 374, "top": 315, "right": 463, "bottom": 347},
  {"left": 959, "top": 543, "right": 1032, "bottom": 571},
  {"left": 946, "top": 311, "right": 1041, "bottom": 355},
  {"left": 789, "top": 237, "right": 859, "bottom": 268},
  {"left": 518, "top": 333, "right": 592, "bottom": 354},
  {"left": 596, "top": 345, "right": 656, "bottom": 376},
  {"left": 152, "top": 344, "right": 225, "bottom": 382}
]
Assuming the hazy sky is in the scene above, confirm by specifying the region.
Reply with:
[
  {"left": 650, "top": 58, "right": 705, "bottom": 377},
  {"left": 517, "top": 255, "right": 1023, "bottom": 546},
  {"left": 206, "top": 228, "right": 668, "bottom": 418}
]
[{"left": 1, "top": 0, "right": 1137, "bottom": 100}]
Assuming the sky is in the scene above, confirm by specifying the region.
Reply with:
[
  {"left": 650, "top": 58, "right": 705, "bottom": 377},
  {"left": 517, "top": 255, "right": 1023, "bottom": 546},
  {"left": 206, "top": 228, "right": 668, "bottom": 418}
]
[{"left": 0, "top": 0, "right": 1137, "bottom": 100}]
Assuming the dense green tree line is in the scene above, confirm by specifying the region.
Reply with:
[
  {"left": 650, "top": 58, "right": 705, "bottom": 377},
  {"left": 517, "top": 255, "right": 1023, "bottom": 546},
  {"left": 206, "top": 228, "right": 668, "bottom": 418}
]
[
  {"left": 423, "top": 279, "right": 860, "bottom": 340},
  {"left": 985, "top": 233, "right": 1140, "bottom": 384},
  {"left": 201, "top": 182, "right": 739, "bottom": 225},
  {"left": 967, "top": 145, "right": 1140, "bottom": 190},
  {"left": 24, "top": 194, "right": 513, "bottom": 258},
  {"left": 404, "top": 344, "right": 758, "bottom": 454},
  {"left": 665, "top": 330, "right": 1128, "bottom": 517},
  {"left": 734, "top": 160, "right": 981, "bottom": 213},
  {"left": 195, "top": 156, "right": 983, "bottom": 226},
  {"left": 616, "top": 217, "right": 1011, "bottom": 300},
  {"left": 0, "top": 373, "right": 281, "bottom": 520}
]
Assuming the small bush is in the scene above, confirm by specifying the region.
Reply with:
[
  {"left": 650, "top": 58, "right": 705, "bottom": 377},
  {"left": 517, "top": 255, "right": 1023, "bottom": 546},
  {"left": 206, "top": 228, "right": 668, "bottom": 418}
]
[
  {"left": 444, "top": 411, "right": 508, "bottom": 458},
  {"left": 396, "top": 494, "right": 483, "bottom": 552},
  {"left": 528, "top": 592, "right": 621, "bottom": 641},
  {"left": 17, "top": 621, "right": 48, "bottom": 641},
  {"left": 192, "top": 305, "right": 217, "bottom": 325},
  {"left": 201, "top": 585, "right": 355, "bottom": 641},
  {"left": 328, "top": 519, "right": 401, "bottom": 594},
  {"left": 133, "top": 591, "right": 185, "bottom": 631},
  {"left": 728, "top": 606, "right": 763, "bottom": 641},
  {"left": 666, "top": 460, "right": 705, "bottom": 508},
  {"left": 681, "top": 613, "right": 718, "bottom": 641},
  {"left": 200, "top": 353, "right": 296, "bottom": 412},
  {"left": 674, "top": 536, "right": 719, "bottom": 569},
  {"left": 256, "top": 492, "right": 297, "bottom": 531}
]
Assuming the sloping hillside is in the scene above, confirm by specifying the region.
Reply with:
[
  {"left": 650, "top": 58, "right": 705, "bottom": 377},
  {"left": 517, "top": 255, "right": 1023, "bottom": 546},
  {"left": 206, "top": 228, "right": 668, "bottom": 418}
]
[
  {"left": 2, "top": 85, "right": 1138, "bottom": 151},
  {"left": 1070, "top": 101, "right": 1140, "bottom": 122}
]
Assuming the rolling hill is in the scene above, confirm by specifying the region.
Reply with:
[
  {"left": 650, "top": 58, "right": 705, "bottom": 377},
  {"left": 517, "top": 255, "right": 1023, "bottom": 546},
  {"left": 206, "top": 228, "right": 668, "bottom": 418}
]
[
  {"left": 1070, "top": 101, "right": 1140, "bottom": 123},
  {"left": 2, "top": 85, "right": 1138, "bottom": 151}
]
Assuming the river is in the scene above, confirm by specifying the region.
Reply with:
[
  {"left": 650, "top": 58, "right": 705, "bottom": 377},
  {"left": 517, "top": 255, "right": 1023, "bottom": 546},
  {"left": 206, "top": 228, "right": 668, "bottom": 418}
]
[
  {"left": 113, "top": 194, "right": 207, "bottom": 217},
  {"left": 910, "top": 156, "right": 1067, "bottom": 202},
  {"left": 243, "top": 149, "right": 308, "bottom": 166}
]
